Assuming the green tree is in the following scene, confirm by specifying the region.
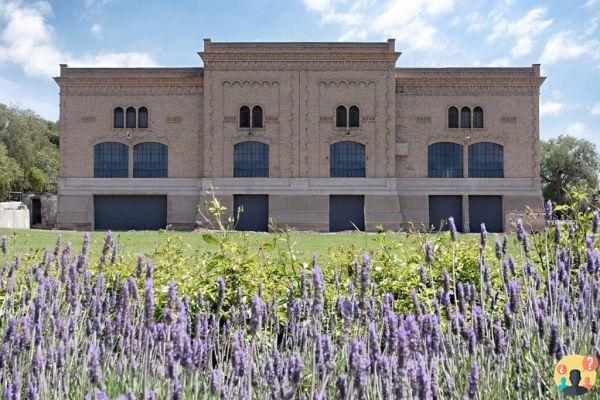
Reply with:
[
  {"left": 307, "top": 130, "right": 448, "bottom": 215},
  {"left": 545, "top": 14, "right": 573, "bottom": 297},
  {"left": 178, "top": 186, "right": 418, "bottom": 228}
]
[
  {"left": 541, "top": 135, "right": 600, "bottom": 204},
  {"left": 0, "top": 143, "right": 24, "bottom": 200}
]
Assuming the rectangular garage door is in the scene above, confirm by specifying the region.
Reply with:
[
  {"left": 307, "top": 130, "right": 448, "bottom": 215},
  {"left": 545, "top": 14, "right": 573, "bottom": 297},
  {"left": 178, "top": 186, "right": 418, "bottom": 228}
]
[
  {"left": 329, "top": 195, "right": 365, "bottom": 232},
  {"left": 233, "top": 195, "right": 269, "bottom": 232},
  {"left": 429, "top": 195, "right": 463, "bottom": 231},
  {"left": 94, "top": 195, "right": 167, "bottom": 231},
  {"left": 469, "top": 195, "right": 503, "bottom": 233}
]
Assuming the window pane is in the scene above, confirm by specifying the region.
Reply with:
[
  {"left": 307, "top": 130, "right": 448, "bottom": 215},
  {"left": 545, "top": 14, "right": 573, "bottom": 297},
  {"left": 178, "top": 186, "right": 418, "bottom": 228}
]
[
  {"left": 448, "top": 106, "right": 458, "bottom": 128},
  {"left": 133, "top": 142, "right": 168, "bottom": 178},
  {"left": 469, "top": 142, "right": 503, "bottom": 178},
  {"left": 330, "top": 141, "right": 365, "bottom": 177},
  {"left": 336, "top": 106, "right": 347, "bottom": 128},
  {"left": 114, "top": 107, "right": 124, "bottom": 129},
  {"left": 460, "top": 107, "right": 471, "bottom": 129},
  {"left": 239, "top": 106, "right": 250, "bottom": 128},
  {"left": 428, "top": 142, "right": 463, "bottom": 178},
  {"left": 349, "top": 106, "right": 360, "bottom": 128},
  {"left": 473, "top": 107, "right": 484, "bottom": 128},
  {"left": 138, "top": 107, "right": 149, "bottom": 129},
  {"left": 94, "top": 142, "right": 128, "bottom": 178},
  {"left": 234, "top": 141, "right": 269, "bottom": 177},
  {"left": 252, "top": 106, "right": 263, "bottom": 128},
  {"left": 126, "top": 107, "right": 136, "bottom": 129}
]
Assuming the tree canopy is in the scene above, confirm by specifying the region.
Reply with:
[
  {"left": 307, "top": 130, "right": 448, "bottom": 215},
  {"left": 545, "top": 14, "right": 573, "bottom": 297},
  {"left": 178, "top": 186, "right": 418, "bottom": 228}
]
[
  {"left": 0, "top": 104, "right": 59, "bottom": 200},
  {"left": 541, "top": 135, "right": 599, "bottom": 204}
]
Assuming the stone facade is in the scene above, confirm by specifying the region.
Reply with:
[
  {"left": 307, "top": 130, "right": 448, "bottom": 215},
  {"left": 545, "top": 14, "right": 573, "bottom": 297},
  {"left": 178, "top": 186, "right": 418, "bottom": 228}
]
[{"left": 55, "top": 39, "right": 545, "bottom": 232}]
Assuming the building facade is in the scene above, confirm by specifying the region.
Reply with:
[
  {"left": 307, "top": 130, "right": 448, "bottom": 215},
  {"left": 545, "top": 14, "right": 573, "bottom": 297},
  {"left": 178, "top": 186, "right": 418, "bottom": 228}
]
[{"left": 55, "top": 39, "right": 545, "bottom": 232}]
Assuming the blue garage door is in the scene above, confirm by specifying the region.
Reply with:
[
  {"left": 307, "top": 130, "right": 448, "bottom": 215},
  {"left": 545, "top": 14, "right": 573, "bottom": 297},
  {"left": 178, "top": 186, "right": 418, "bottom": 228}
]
[
  {"left": 429, "top": 195, "right": 463, "bottom": 231},
  {"left": 233, "top": 195, "right": 269, "bottom": 232},
  {"left": 469, "top": 196, "right": 503, "bottom": 233},
  {"left": 329, "top": 195, "right": 365, "bottom": 232},
  {"left": 94, "top": 195, "right": 167, "bottom": 231}
]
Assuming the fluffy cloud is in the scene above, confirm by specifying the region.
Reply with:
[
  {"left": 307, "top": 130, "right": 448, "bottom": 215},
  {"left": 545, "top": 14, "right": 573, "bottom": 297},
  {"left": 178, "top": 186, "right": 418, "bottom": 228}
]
[
  {"left": 91, "top": 23, "right": 102, "bottom": 38},
  {"left": 566, "top": 122, "right": 588, "bottom": 137},
  {"left": 540, "top": 102, "right": 563, "bottom": 117},
  {"left": 591, "top": 103, "right": 600, "bottom": 116},
  {"left": 540, "top": 31, "right": 600, "bottom": 65},
  {"left": 486, "top": 57, "right": 511, "bottom": 67},
  {"left": 487, "top": 7, "right": 553, "bottom": 58},
  {"left": 0, "top": 0, "right": 156, "bottom": 78},
  {"left": 302, "top": 0, "right": 455, "bottom": 51}
]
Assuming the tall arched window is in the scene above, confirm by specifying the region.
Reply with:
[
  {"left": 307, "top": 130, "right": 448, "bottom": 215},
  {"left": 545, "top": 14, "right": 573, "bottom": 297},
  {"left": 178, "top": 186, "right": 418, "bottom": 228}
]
[
  {"left": 114, "top": 107, "right": 124, "bottom": 129},
  {"left": 252, "top": 106, "right": 263, "bottom": 128},
  {"left": 234, "top": 141, "right": 269, "bottom": 177},
  {"left": 336, "top": 106, "right": 347, "bottom": 128},
  {"left": 239, "top": 106, "right": 250, "bottom": 128},
  {"left": 473, "top": 107, "right": 484, "bottom": 129},
  {"left": 428, "top": 142, "right": 463, "bottom": 178},
  {"left": 460, "top": 107, "right": 471, "bottom": 129},
  {"left": 126, "top": 107, "right": 137, "bottom": 129},
  {"left": 468, "top": 142, "right": 503, "bottom": 178},
  {"left": 138, "top": 107, "right": 149, "bottom": 129},
  {"left": 448, "top": 106, "right": 458, "bottom": 128},
  {"left": 133, "top": 142, "right": 168, "bottom": 178},
  {"left": 94, "top": 142, "right": 128, "bottom": 178},
  {"left": 349, "top": 106, "right": 360, "bottom": 128},
  {"left": 330, "top": 141, "right": 365, "bottom": 177}
]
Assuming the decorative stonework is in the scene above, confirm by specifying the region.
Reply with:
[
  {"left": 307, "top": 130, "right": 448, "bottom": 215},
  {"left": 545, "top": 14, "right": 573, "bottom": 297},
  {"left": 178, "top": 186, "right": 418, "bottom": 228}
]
[
  {"left": 223, "top": 116, "right": 237, "bottom": 123},
  {"left": 167, "top": 116, "right": 183, "bottom": 123},
  {"left": 318, "top": 80, "right": 375, "bottom": 88},
  {"left": 396, "top": 85, "right": 539, "bottom": 95},
  {"left": 81, "top": 116, "right": 95, "bottom": 123},
  {"left": 502, "top": 116, "right": 517, "bottom": 123},
  {"left": 222, "top": 80, "right": 279, "bottom": 88},
  {"left": 265, "top": 116, "right": 279, "bottom": 123},
  {"left": 415, "top": 116, "right": 431, "bottom": 124}
]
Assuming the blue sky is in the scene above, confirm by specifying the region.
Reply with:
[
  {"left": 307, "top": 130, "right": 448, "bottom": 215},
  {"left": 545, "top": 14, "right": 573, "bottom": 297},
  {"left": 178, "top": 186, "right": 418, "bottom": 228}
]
[{"left": 0, "top": 0, "right": 598, "bottom": 148}]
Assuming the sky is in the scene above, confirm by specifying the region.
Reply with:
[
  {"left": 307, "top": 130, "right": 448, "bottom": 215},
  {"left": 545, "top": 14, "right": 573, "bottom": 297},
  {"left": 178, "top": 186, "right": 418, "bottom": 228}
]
[{"left": 0, "top": 0, "right": 598, "bottom": 148}]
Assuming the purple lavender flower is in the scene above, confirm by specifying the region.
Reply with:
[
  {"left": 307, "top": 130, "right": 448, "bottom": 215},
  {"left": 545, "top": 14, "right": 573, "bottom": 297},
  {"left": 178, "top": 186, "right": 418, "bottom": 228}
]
[
  {"left": 516, "top": 219, "right": 526, "bottom": 241},
  {"left": 425, "top": 241, "right": 434, "bottom": 264},
  {"left": 312, "top": 265, "right": 324, "bottom": 322},
  {"left": 144, "top": 278, "right": 155, "bottom": 329},
  {"left": 480, "top": 223, "right": 488, "bottom": 248},
  {"left": 87, "top": 345, "right": 101, "bottom": 385},
  {"left": 544, "top": 199, "right": 553, "bottom": 222},
  {"left": 548, "top": 323, "right": 558, "bottom": 356},
  {"left": 593, "top": 211, "right": 599, "bottom": 235},
  {"left": 448, "top": 216, "right": 458, "bottom": 241},
  {"left": 419, "top": 264, "right": 427, "bottom": 286},
  {"left": 1, "top": 235, "right": 7, "bottom": 255},
  {"left": 250, "top": 294, "right": 262, "bottom": 335},
  {"left": 216, "top": 277, "right": 225, "bottom": 318},
  {"left": 494, "top": 237, "right": 502, "bottom": 260},
  {"left": 336, "top": 374, "right": 347, "bottom": 398},
  {"left": 136, "top": 254, "right": 144, "bottom": 278},
  {"left": 466, "top": 361, "right": 479, "bottom": 399}
]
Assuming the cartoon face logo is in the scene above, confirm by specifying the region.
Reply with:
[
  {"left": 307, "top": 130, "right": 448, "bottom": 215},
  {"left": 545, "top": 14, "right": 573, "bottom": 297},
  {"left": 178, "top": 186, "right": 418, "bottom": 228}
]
[{"left": 554, "top": 355, "right": 598, "bottom": 397}]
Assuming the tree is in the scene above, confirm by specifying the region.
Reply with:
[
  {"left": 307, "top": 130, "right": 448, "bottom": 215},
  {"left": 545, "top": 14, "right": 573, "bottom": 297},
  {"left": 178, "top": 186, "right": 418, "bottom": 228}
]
[
  {"left": 541, "top": 135, "right": 600, "bottom": 204},
  {"left": 0, "top": 143, "right": 24, "bottom": 200}
]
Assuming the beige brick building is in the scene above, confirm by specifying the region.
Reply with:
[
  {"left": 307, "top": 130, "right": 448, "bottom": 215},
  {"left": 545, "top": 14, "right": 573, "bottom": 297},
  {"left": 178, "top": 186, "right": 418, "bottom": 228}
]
[{"left": 55, "top": 39, "right": 545, "bottom": 232}]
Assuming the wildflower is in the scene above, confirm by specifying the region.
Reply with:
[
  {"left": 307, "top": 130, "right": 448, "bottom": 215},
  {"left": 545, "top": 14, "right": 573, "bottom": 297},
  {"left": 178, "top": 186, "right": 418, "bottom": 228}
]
[
  {"left": 425, "top": 241, "right": 433, "bottom": 263},
  {"left": 312, "top": 265, "right": 324, "bottom": 323},
  {"left": 136, "top": 254, "right": 144, "bottom": 278},
  {"left": 144, "top": 278, "right": 155, "bottom": 330},
  {"left": 548, "top": 323, "right": 558, "bottom": 356},
  {"left": 336, "top": 375, "right": 347, "bottom": 398},
  {"left": 448, "top": 216, "right": 458, "bottom": 241},
  {"left": 250, "top": 294, "right": 262, "bottom": 335},
  {"left": 2, "top": 234, "right": 8, "bottom": 255},
  {"left": 419, "top": 264, "right": 427, "bottom": 286},
  {"left": 544, "top": 200, "right": 553, "bottom": 222},
  {"left": 494, "top": 237, "right": 502, "bottom": 260},
  {"left": 466, "top": 361, "right": 479, "bottom": 399},
  {"left": 87, "top": 345, "right": 101, "bottom": 386},
  {"left": 480, "top": 223, "right": 488, "bottom": 248},
  {"left": 516, "top": 219, "right": 525, "bottom": 241}
]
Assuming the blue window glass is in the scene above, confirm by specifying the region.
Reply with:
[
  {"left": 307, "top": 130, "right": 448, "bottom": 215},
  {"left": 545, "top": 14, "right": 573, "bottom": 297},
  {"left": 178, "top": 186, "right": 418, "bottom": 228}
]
[
  {"left": 349, "top": 106, "right": 360, "bottom": 128},
  {"left": 473, "top": 107, "right": 484, "bottom": 128},
  {"left": 336, "top": 106, "right": 347, "bottom": 128},
  {"left": 126, "top": 107, "right": 136, "bottom": 129},
  {"left": 460, "top": 107, "right": 471, "bottom": 129},
  {"left": 114, "top": 107, "right": 124, "bottom": 129},
  {"left": 239, "top": 106, "right": 250, "bottom": 128},
  {"left": 138, "top": 107, "right": 149, "bottom": 129},
  {"left": 94, "top": 142, "right": 128, "bottom": 178},
  {"left": 428, "top": 142, "right": 463, "bottom": 178},
  {"left": 330, "top": 141, "right": 365, "bottom": 177},
  {"left": 448, "top": 106, "right": 458, "bottom": 128},
  {"left": 469, "top": 142, "right": 503, "bottom": 178},
  {"left": 234, "top": 141, "right": 269, "bottom": 177},
  {"left": 133, "top": 142, "right": 168, "bottom": 178},
  {"left": 252, "top": 106, "right": 263, "bottom": 128}
]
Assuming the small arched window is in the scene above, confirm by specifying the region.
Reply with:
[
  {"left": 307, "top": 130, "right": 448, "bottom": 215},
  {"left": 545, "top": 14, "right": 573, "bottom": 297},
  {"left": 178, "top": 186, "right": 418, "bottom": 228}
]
[
  {"left": 234, "top": 141, "right": 269, "bottom": 177},
  {"left": 252, "top": 106, "right": 263, "bottom": 128},
  {"left": 336, "top": 106, "right": 347, "bottom": 128},
  {"left": 428, "top": 142, "right": 463, "bottom": 178},
  {"left": 330, "top": 141, "right": 365, "bottom": 177},
  {"left": 468, "top": 142, "right": 503, "bottom": 178},
  {"left": 114, "top": 107, "right": 124, "bottom": 129},
  {"left": 138, "top": 107, "right": 149, "bottom": 129},
  {"left": 94, "top": 142, "right": 128, "bottom": 178},
  {"left": 460, "top": 107, "right": 471, "bottom": 129},
  {"left": 349, "top": 106, "right": 360, "bottom": 128},
  {"left": 473, "top": 107, "right": 484, "bottom": 129},
  {"left": 126, "top": 107, "right": 137, "bottom": 129},
  {"left": 448, "top": 106, "right": 458, "bottom": 128},
  {"left": 239, "top": 106, "right": 250, "bottom": 128},
  {"left": 134, "top": 142, "right": 168, "bottom": 178}
]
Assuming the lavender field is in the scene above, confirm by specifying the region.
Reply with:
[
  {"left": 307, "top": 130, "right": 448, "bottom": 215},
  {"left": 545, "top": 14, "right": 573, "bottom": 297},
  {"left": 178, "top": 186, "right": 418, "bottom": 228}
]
[{"left": 0, "top": 204, "right": 598, "bottom": 399}]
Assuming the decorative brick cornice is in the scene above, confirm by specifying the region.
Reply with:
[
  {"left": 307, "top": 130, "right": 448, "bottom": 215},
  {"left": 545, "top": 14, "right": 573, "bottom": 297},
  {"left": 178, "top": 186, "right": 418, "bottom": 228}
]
[{"left": 396, "top": 84, "right": 541, "bottom": 95}]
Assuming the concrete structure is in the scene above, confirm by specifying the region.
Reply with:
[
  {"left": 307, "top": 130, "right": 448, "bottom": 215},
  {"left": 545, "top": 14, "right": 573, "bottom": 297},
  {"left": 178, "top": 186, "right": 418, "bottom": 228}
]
[
  {"left": 0, "top": 202, "right": 30, "bottom": 229},
  {"left": 22, "top": 193, "right": 58, "bottom": 229},
  {"left": 55, "top": 39, "right": 545, "bottom": 232}
]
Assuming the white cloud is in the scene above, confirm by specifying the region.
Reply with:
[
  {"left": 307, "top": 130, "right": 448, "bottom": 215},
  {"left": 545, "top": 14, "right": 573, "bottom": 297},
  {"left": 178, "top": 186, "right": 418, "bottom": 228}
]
[
  {"left": 585, "top": 0, "right": 599, "bottom": 7},
  {"left": 91, "top": 23, "right": 102, "bottom": 38},
  {"left": 488, "top": 7, "right": 553, "bottom": 58},
  {"left": 0, "top": 0, "right": 156, "bottom": 78},
  {"left": 302, "top": 0, "right": 455, "bottom": 51},
  {"left": 486, "top": 57, "right": 511, "bottom": 67},
  {"left": 540, "top": 31, "right": 600, "bottom": 65},
  {"left": 540, "top": 101, "right": 563, "bottom": 117},
  {"left": 591, "top": 103, "right": 600, "bottom": 116},
  {"left": 565, "top": 122, "right": 593, "bottom": 140}
]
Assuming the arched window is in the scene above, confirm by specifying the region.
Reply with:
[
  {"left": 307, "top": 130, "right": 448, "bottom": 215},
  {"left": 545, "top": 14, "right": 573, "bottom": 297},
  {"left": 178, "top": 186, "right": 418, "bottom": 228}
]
[
  {"left": 468, "top": 142, "right": 503, "bottom": 178},
  {"left": 473, "top": 107, "right": 484, "bottom": 129},
  {"left": 460, "top": 107, "right": 471, "bottom": 129},
  {"left": 330, "top": 141, "right": 365, "bottom": 177},
  {"left": 138, "top": 107, "right": 149, "bottom": 129},
  {"left": 336, "top": 106, "right": 347, "bottom": 128},
  {"left": 113, "top": 107, "right": 124, "bottom": 129},
  {"left": 234, "top": 141, "right": 269, "bottom": 177},
  {"left": 133, "top": 142, "right": 168, "bottom": 178},
  {"left": 94, "top": 142, "right": 128, "bottom": 178},
  {"left": 428, "top": 142, "right": 463, "bottom": 178},
  {"left": 126, "top": 107, "right": 137, "bottom": 129},
  {"left": 349, "top": 106, "right": 360, "bottom": 128},
  {"left": 252, "top": 106, "right": 263, "bottom": 128},
  {"left": 448, "top": 106, "right": 458, "bottom": 128},
  {"left": 239, "top": 106, "right": 250, "bottom": 128}
]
